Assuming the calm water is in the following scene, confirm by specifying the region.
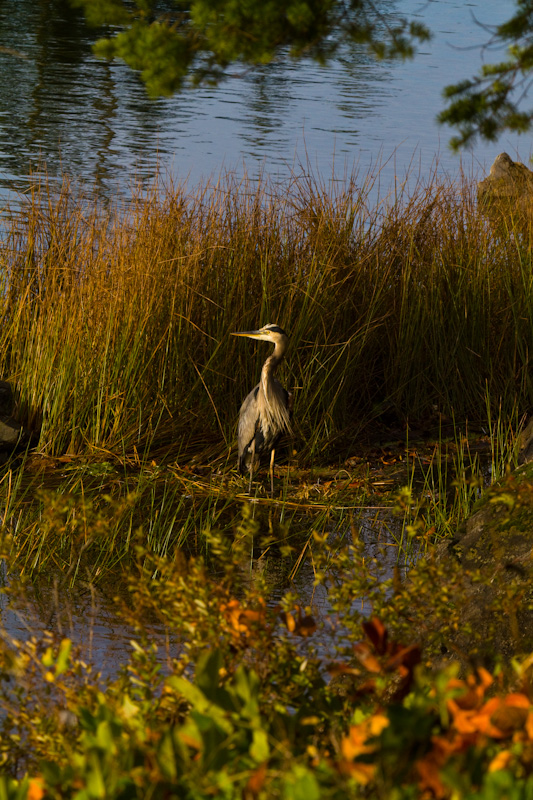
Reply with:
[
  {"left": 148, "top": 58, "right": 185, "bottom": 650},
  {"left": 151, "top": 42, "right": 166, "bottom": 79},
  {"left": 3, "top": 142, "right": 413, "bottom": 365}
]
[
  {"left": 0, "top": 506, "right": 406, "bottom": 677},
  {"left": 0, "top": 0, "right": 529, "bottom": 204}
]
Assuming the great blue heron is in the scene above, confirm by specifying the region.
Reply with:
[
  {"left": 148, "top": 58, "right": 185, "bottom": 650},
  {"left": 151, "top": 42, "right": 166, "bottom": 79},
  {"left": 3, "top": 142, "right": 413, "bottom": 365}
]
[{"left": 231, "top": 323, "right": 292, "bottom": 494}]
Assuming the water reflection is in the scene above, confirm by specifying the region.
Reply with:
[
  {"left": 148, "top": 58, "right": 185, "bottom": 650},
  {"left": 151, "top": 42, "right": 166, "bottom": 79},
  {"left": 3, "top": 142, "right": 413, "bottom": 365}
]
[
  {"left": 0, "top": 0, "right": 527, "bottom": 203},
  {"left": 0, "top": 0, "right": 170, "bottom": 196},
  {"left": 0, "top": 496, "right": 408, "bottom": 675},
  {"left": 0, "top": 574, "right": 159, "bottom": 679}
]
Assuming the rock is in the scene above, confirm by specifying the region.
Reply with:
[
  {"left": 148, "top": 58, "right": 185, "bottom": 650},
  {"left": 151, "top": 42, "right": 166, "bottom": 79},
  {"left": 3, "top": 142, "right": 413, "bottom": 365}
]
[
  {"left": 0, "top": 380, "right": 29, "bottom": 451},
  {"left": 477, "top": 152, "right": 533, "bottom": 223},
  {"left": 0, "top": 415, "right": 26, "bottom": 447}
]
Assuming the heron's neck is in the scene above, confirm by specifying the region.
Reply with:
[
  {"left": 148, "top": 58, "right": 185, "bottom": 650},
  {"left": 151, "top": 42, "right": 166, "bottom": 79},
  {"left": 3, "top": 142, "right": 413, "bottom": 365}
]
[
  {"left": 261, "top": 342, "right": 285, "bottom": 396},
  {"left": 257, "top": 339, "right": 291, "bottom": 434}
]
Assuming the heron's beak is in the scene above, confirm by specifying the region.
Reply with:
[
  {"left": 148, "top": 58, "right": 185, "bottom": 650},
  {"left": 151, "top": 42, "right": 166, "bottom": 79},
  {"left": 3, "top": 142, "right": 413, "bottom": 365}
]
[{"left": 231, "top": 330, "right": 264, "bottom": 339}]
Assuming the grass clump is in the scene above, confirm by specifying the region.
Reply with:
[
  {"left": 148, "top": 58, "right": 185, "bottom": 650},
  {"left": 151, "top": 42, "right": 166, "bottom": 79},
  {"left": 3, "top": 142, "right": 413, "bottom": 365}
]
[{"left": 0, "top": 165, "right": 532, "bottom": 464}]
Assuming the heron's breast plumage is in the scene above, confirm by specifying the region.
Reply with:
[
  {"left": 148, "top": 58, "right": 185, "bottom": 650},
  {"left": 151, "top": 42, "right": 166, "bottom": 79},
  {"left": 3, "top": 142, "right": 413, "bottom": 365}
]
[{"left": 237, "top": 379, "right": 290, "bottom": 474}]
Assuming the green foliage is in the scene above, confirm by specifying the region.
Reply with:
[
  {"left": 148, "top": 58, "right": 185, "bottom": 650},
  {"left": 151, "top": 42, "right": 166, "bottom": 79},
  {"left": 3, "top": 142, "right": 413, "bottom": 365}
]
[
  {"left": 69, "top": 0, "right": 533, "bottom": 145},
  {"left": 3, "top": 530, "right": 533, "bottom": 798},
  {"left": 440, "top": 2, "right": 533, "bottom": 147},
  {"left": 70, "top": 0, "right": 430, "bottom": 96},
  {"left": 94, "top": 21, "right": 195, "bottom": 96}
]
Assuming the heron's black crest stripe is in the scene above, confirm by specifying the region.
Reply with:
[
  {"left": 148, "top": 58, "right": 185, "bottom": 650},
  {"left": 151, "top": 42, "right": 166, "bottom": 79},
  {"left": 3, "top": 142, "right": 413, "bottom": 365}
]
[{"left": 265, "top": 325, "right": 286, "bottom": 336}]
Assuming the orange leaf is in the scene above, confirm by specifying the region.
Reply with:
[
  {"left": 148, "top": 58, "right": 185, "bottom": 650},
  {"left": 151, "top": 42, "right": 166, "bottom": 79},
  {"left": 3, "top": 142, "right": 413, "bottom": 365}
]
[
  {"left": 489, "top": 750, "right": 513, "bottom": 772},
  {"left": 484, "top": 696, "right": 530, "bottom": 737},
  {"left": 449, "top": 706, "right": 481, "bottom": 735},
  {"left": 525, "top": 711, "right": 533, "bottom": 740},
  {"left": 477, "top": 667, "right": 494, "bottom": 690},
  {"left": 245, "top": 762, "right": 267, "bottom": 797},
  {"left": 447, "top": 685, "right": 483, "bottom": 713},
  {"left": 502, "top": 693, "right": 530, "bottom": 708},
  {"left": 28, "top": 778, "right": 45, "bottom": 800},
  {"left": 415, "top": 753, "right": 447, "bottom": 800},
  {"left": 240, "top": 609, "right": 265, "bottom": 625},
  {"left": 341, "top": 715, "right": 389, "bottom": 761},
  {"left": 341, "top": 726, "right": 371, "bottom": 761},
  {"left": 221, "top": 598, "right": 267, "bottom": 641},
  {"left": 431, "top": 731, "right": 475, "bottom": 759},
  {"left": 386, "top": 644, "right": 421, "bottom": 673},
  {"left": 368, "top": 714, "right": 389, "bottom": 737},
  {"left": 450, "top": 695, "right": 529, "bottom": 740},
  {"left": 283, "top": 611, "right": 296, "bottom": 633},
  {"left": 353, "top": 643, "right": 382, "bottom": 674},
  {"left": 338, "top": 759, "right": 375, "bottom": 783},
  {"left": 362, "top": 617, "right": 387, "bottom": 654}
]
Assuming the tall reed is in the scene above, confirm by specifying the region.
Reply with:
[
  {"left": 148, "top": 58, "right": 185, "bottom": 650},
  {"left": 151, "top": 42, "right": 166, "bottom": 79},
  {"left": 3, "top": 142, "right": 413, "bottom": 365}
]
[{"left": 0, "top": 164, "right": 531, "bottom": 462}]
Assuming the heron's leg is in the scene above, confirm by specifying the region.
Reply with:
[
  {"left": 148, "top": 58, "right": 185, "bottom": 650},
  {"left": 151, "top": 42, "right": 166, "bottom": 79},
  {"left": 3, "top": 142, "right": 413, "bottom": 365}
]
[
  {"left": 247, "top": 440, "right": 255, "bottom": 496},
  {"left": 269, "top": 448, "right": 275, "bottom": 496}
]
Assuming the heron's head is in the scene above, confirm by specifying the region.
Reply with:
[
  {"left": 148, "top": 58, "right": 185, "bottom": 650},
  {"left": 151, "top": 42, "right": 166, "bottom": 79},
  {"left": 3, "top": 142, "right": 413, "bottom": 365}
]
[{"left": 231, "top": 323, "right": 288, "bottom": 346}]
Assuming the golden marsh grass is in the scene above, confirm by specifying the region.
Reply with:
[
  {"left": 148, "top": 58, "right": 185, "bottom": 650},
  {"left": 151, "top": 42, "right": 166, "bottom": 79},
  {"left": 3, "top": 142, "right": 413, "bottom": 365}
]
[{"left": 1, "top": 165, "right": 530, "bottom": 462}]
